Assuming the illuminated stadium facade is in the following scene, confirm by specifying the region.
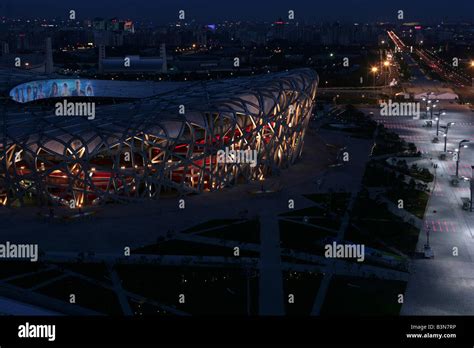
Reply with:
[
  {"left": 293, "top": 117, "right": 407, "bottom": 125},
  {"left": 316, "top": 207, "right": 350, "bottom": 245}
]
[{"left": 0, "top": 69, "right": 318, "bottom": 208}]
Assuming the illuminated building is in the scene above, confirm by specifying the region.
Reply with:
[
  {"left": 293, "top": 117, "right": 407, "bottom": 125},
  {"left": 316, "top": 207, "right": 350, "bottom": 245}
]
[{"left": 1, "top": 69, "right": 318, "bottom": 207}]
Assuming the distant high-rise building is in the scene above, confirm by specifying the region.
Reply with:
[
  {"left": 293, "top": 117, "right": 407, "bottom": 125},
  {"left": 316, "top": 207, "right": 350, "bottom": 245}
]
[
  {"left": 196, "top": 29, "right": 208, "bottom": 47},
  {"left": 45, "top": 37, "right": 53, "bottom": 74},
  {"left": 108, "top": 18, "right": 120, "bottom": 32},
  {"left": 124, "top": 20, "right": 135, "bottom": 33},
  {"left": 93, "top": 18, "right": 107, "bottom": 31},
  {"left": 17, "top": 33, "right": 27, "bottom": 51},
  {"left": 98, "top": 44, "right": 106, "bottom": 74},
  {"left": 94, "top": 29, "right": 124, "bottom": 47},
  {"left": 273, "top": 18, "right": 286, "bottom": 40},
  {"left": 1, "top": 42, "right": 9, "bottom": 56},
  {"left": 160, "top": 43, "right": 167, "bottom": 73}
]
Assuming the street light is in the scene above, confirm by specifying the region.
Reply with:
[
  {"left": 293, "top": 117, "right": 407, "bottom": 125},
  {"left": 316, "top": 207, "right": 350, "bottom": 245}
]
[
  {"left": 435, "top": 109, "right": 446, "bottom": 136},
  {"left": 430, "top": 101, "right": 439, "bottom": 120},
  {"left": 456, "top": 140, "right": 470, "bottom": 177},
  {"left": 383, "top": 61, "right": 390, "bottom": 86},
  {"left": 443, "top": 122, "right": 455, "bottom": 152},
  {"left": 423, "top": 95, "right": 433, "bottom": 117},
  {"left": 371, "top": 66, "right": 378, "bottom": 87},
  {"left": 421, "top": 93, "right": 430, "bottom": 117}
]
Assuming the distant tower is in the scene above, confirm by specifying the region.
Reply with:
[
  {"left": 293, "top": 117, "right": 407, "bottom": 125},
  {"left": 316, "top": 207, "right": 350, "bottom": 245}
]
[
  {"left": 0, "top": 42, "right": 9, "bottom": 56},
  {"left": 160, "top": 43, "right": 167, "bottom": 73},
  {"left": 98, "top": 44, "right": 106, "bottom": 74},
  {"left": 196, "top": 29, "right": 207, "bottom": 47},
  {"left": 45, "top": 37, "right": 54, "bottom": 74}
]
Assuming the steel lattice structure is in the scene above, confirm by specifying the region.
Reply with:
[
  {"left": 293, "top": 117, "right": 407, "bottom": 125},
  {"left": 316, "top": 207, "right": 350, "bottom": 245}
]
[{"left": 0, "top": 69, "right": 318, "bottom": 208}]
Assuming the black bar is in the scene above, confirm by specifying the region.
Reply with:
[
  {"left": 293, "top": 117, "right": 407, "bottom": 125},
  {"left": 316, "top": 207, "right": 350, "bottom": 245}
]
[{"left": 0, "top": 316, "right": 471, "bottom": 345}]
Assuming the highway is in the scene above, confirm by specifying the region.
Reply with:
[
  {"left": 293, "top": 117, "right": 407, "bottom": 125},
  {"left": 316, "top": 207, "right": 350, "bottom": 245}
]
[{"left": 388, "top": 30, "right": 472, "bottom": 88}]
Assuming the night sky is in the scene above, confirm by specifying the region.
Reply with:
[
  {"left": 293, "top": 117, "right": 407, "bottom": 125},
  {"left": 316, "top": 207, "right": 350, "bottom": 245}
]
[{"left": 1, "top": 0, "right": 473, "bottom": 22}]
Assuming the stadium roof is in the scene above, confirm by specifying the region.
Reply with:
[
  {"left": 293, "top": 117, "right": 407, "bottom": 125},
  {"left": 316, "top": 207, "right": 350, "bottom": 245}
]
[{"left": 3, "top": 69, "right": 318, "bottom": 155}]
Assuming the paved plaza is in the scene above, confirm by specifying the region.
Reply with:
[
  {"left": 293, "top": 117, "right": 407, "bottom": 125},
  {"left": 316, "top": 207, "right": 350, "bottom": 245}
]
[{"left": 362, "top": 99, "right": 474, "bottom": 315}]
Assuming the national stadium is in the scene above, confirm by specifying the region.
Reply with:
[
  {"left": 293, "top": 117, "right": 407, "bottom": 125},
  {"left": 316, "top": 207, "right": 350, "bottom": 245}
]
[{"left": 0, "top": 68, "right": 318, "bottom": 208}]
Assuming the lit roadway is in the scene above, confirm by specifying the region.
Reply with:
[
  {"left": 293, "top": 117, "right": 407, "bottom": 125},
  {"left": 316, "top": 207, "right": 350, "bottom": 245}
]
[
  {"left": 414, "top": 48, "right": 471, "bottom": 87},
  {"left": 388, "top": 30, "right": 472, "bottom": 87}
]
